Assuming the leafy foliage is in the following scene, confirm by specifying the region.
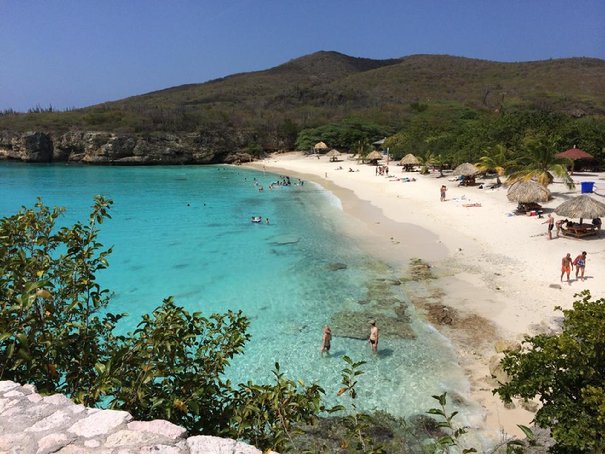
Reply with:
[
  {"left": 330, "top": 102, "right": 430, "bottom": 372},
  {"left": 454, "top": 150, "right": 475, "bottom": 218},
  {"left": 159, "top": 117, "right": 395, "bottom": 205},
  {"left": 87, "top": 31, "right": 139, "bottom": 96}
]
[
  {"left": 230, "top": 363, "right": 325, "bottom": 451},
  {"left": 0, "top": 196, "right": 119, "bottom": 405},
  {"left": 0, "top": 198, "right": 326, "bottom": 451},
  {"left": 335, "top": 356, "right": 385, "bottom": 453},
  {"left": 100, "top": 298, "right": 251, "bottom": 435},
  {"left": 475, "top": 144, "right": 514, "bottom": 185},
  {"left": 506, "top": 132, "right": 574, "bottom": 188},
  {"left": 495, "top": 291, "right": 605, "bottom": 453},
  {"left": 426, "top": 393, "right": 476, "bottom": 453},
  {"left": 295, "top": 119, "right": 388, "bottom": 151}
]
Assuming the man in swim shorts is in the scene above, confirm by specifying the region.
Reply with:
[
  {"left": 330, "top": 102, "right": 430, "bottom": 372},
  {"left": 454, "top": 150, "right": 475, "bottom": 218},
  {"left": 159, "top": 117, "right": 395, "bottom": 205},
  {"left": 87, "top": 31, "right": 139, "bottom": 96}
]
[
  {"left": 574, "top": 251, "right": 587, "bottom": 281},
  {"left": 561, "top": 253, "right": 573, "bottom": 283},
  {"left": 368, "top": 320, "right": 379, "bottom": 353}
]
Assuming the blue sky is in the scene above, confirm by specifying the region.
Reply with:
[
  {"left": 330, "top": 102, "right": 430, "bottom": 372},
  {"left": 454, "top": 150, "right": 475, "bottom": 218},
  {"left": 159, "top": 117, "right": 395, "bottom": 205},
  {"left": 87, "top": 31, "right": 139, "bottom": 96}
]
[{"left": 1, "top": 0, "right": 603, "bottom": 111}]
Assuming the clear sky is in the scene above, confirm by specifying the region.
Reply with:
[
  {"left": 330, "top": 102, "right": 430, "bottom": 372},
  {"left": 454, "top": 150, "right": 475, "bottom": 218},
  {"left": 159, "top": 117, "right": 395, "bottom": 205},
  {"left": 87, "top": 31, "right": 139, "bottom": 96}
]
[{"left": 1, "top": 0, "right": 603, "bottom": 112}]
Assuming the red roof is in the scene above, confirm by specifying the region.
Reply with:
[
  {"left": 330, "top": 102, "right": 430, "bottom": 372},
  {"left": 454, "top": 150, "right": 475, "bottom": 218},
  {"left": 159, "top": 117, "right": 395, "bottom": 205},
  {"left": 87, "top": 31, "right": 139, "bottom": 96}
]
[{"left": 555, "top": 148, "right": 594, "bottom": 160}]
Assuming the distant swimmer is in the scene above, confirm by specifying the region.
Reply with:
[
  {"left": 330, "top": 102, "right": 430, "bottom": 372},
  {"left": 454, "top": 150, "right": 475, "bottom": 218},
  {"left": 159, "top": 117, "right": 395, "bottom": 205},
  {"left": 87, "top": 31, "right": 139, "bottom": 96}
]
[
  {"left": 368, "top": 320, "right": 379, "bottom": 353},
  {"left": 265, "top": 218, "right": 270, "bottom": 224},
  {"left": 321, "top": 325, "right": 332, "bottom": 354}
]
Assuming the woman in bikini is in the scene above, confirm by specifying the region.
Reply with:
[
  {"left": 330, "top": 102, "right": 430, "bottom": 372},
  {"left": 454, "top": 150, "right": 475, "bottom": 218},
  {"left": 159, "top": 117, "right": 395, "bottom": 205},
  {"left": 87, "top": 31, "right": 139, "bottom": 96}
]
[{"left": 574, "top": 251, "right": 587, "bottom": 281}]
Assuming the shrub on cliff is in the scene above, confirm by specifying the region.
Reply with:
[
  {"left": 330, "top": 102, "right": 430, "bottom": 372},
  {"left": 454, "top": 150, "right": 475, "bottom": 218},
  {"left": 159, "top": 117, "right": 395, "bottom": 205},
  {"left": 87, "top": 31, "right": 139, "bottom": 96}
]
[
  {"left": 0, "top": 197, "right": 322, "bottom": 451},
  {"left": 495, "top": 291, "right": 605, "bottom": 453}
]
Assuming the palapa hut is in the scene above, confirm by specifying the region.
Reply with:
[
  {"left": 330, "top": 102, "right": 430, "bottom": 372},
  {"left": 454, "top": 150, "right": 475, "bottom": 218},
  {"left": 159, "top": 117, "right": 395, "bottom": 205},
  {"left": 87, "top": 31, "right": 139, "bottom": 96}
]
[
  {"left": 400, "top": 153, "right": 420, "bottom": 172},
  {"left": 326, "top": 149, "right": 341, "bottom": 162},
  {"left": 452, "top": 162, "right": 479, "bottom": 186},
  {"left": 506, "top": 181, "right": 551, "bottom": 204},
  {"left": 555, "top": 195, "right": 605, "bottom": 227},
  {"left": 365, "top": 150, "right": 383, "bottom": 165},
  {"left": 313, "top": 142, "right": 329, "bottom": 154}
]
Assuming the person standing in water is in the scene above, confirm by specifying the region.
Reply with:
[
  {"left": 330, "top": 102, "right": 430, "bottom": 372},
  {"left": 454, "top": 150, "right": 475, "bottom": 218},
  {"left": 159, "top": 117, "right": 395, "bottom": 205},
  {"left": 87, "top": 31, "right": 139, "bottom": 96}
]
[
  {"left": 320, "top": 326, "right": 332, "bottom": 354},
  {"left": 368, "top": 320, "right": 379, "bottom": 353}
]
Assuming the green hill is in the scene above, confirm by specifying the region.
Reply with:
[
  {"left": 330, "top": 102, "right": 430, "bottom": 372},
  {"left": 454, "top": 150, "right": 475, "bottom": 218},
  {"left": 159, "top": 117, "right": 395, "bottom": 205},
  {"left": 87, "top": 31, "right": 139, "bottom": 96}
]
[{"left": 1, "top": 51, "right": 604, "bottom": 151}]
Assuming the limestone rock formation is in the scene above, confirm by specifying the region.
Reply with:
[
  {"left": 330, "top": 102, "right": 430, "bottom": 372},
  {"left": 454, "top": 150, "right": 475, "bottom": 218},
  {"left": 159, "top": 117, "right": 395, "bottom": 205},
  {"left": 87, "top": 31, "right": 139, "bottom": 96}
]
[
  {"left": 0, "top": 380, "right": 270, "bottom": 453},
  {"left": 0, "top": 130, "right": 244, "bottom": 165}
]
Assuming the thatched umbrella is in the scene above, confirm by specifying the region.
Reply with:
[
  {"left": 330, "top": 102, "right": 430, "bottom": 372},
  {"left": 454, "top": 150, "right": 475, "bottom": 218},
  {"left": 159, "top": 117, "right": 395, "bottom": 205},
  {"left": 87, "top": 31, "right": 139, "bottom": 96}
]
[
  {"left": 326, "top": 149, "right": 341, "bottom": 162},
  {"left": 555, "top": 195, "right": 605, "bottom": 224},
  {"left": 365, "top": 150, "right": 383, "bottom": 163},
  {"left": 314, "top": 141, "right": 329, "bottom": 152},
  {"left": 506, "top": 181, "right": 551, "bottom": 203},
  {"left": 400, "top": 154, "right": 420, "bottom": 165},
  {"left": 453, "top": 163, "right": 479, "bottom": 176}
]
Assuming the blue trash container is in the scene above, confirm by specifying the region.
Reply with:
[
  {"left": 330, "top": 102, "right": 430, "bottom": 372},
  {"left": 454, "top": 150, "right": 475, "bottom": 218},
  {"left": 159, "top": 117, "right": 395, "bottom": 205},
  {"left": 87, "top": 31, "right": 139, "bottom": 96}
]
[{"left": 581, "top": 181, "right": 595, "bottom": 193}]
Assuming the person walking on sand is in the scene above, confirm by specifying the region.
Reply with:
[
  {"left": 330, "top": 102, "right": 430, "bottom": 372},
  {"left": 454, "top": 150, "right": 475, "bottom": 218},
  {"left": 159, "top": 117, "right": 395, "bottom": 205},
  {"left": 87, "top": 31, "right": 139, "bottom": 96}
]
[
  {"left": 320, "top": 325, "right": 332, "bottom": 354},
  {"left": 440, "top": 185, "right": 447, "bottom": 202},
  {"left": 561, "top": 253, "right": 573, "bottom": 283},
  {"left": 368, "top": 320, "right": 379, "bottom": 353},
  {"left": 543, "top": 214, "right": 554, "bottom": 240},
  {"left": 574, "top": 251, "right": 587, "bottom": 281}
]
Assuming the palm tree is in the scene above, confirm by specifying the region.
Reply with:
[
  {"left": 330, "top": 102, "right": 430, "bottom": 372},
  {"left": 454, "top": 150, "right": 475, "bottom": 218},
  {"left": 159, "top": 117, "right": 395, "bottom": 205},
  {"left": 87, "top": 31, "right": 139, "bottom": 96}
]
[
  {"left": 506, "top": 134, "right": 574, "bottom": 188},
  {"left": 475, "top": 144, "right": 513, "bottom": 186},
  {"left": 353, "top": 139, "right": 372, "bottom": 164}
]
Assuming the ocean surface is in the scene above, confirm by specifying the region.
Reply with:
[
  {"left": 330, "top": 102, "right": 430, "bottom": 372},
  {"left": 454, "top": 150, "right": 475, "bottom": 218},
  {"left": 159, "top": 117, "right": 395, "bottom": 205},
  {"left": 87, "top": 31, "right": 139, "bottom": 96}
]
[{"left": 0, "top": 162, "right": 475, "bottom": 420}]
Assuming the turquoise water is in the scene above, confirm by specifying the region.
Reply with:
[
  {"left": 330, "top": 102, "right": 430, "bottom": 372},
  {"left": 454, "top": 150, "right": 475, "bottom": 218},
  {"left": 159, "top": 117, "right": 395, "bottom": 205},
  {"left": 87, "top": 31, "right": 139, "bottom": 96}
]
[{"left": 0, "top": 162, "right": 474, "bottom": 419}]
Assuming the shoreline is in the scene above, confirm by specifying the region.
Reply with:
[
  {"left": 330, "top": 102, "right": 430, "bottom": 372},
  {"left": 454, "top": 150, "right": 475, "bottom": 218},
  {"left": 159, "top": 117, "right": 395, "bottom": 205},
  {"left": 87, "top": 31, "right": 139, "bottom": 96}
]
[{"left": 245, "top": 152, "right": 605, "bottom": 440}]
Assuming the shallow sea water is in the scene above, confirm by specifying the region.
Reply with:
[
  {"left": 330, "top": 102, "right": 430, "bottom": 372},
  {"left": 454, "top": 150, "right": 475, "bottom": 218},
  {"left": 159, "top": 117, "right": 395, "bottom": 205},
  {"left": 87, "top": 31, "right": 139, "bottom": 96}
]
[{"left": 0, "top": 162, "right": 476, "bottom": 420}]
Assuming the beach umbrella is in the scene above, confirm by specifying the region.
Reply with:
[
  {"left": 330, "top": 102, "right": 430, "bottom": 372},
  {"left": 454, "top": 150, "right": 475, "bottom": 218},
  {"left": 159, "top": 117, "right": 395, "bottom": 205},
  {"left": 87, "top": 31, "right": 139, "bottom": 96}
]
[
  {"left": 452, "top": 162, "right": 479, "bottom": 176},
  {"left": 555, "top": 146, "right": 594, "bottom": 174},
  {"left": 326, "top": 149, "right": 341, "bottom": 162},
  {"left": 555, "top": 195, "right": 605, "bottom": 224},
  {"left": 366, "top": 150, "right": 383, "bottom": 162},
  {"left": 506, "top": 180, "right": 551, "bottom": 203},
  {"left": 400, "top": 154, "right": 420, "bottom": 165},
  {"left": 555, "top": 147, "right": 594, "bottom": 161},
  {"left": 314, "top": 141, "right": 329, "bottom": 152}
]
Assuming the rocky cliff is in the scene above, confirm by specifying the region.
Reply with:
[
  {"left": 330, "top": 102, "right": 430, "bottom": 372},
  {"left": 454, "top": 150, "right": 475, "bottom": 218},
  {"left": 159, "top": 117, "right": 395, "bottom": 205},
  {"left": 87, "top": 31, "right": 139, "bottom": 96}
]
[
  {"left": 0, "top": 130, "right": 254, "bottom": 165},
  {"left": 0, "top": 380, "right": 273, "bottom": 453}
]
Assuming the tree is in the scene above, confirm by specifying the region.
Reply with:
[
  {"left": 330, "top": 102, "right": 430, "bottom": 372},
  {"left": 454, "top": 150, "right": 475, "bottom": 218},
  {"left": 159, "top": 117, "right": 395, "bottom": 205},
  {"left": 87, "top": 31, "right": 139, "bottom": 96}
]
[
  {"left": 0, "top": 198, "right": 326, "bottom": 450},
  {"left": 0, "top": 197, "right": 119, "bottom": 403},
  {"left": 506, "top": 132, "right": 574, "bottom": 188},
  {"left": 475, "top": 144, "right": 514, "bottom": 186},
  {"left": 495, "top": 291, "right": 605, "bottom": 453}
]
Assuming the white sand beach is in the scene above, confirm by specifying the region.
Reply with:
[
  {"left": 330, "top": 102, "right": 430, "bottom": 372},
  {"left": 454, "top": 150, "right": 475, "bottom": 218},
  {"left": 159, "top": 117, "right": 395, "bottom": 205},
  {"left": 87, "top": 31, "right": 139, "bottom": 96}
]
[{"left": 246, "top": 152, "right": 605, "bottom": 440}]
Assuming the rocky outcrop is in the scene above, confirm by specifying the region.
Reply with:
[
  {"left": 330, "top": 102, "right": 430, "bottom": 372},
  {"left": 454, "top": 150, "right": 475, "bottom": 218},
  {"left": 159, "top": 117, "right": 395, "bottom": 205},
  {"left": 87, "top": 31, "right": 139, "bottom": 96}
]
[
  {"left": 0, "top": 380, "right": 270, "bottom": 453},
  {"left": 0, "top": 131, "right": 53, "bottom": 162},
  {"left": 0, "top": 130, "right": 253, "bottom": 165}
]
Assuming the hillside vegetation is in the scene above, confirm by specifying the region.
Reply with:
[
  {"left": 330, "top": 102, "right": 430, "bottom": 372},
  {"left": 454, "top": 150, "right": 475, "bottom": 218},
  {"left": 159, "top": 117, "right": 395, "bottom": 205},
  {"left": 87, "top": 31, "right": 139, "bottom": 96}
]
[{"left": 1, "top": 51, "right": 604, "bottom": 161}]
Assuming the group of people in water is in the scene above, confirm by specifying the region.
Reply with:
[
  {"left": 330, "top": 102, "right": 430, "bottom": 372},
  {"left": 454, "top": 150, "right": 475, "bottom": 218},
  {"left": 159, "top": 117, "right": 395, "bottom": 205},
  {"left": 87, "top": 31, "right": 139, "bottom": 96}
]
[{"left": 320, "top": 320, "right": 379, "bottom": 355}]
